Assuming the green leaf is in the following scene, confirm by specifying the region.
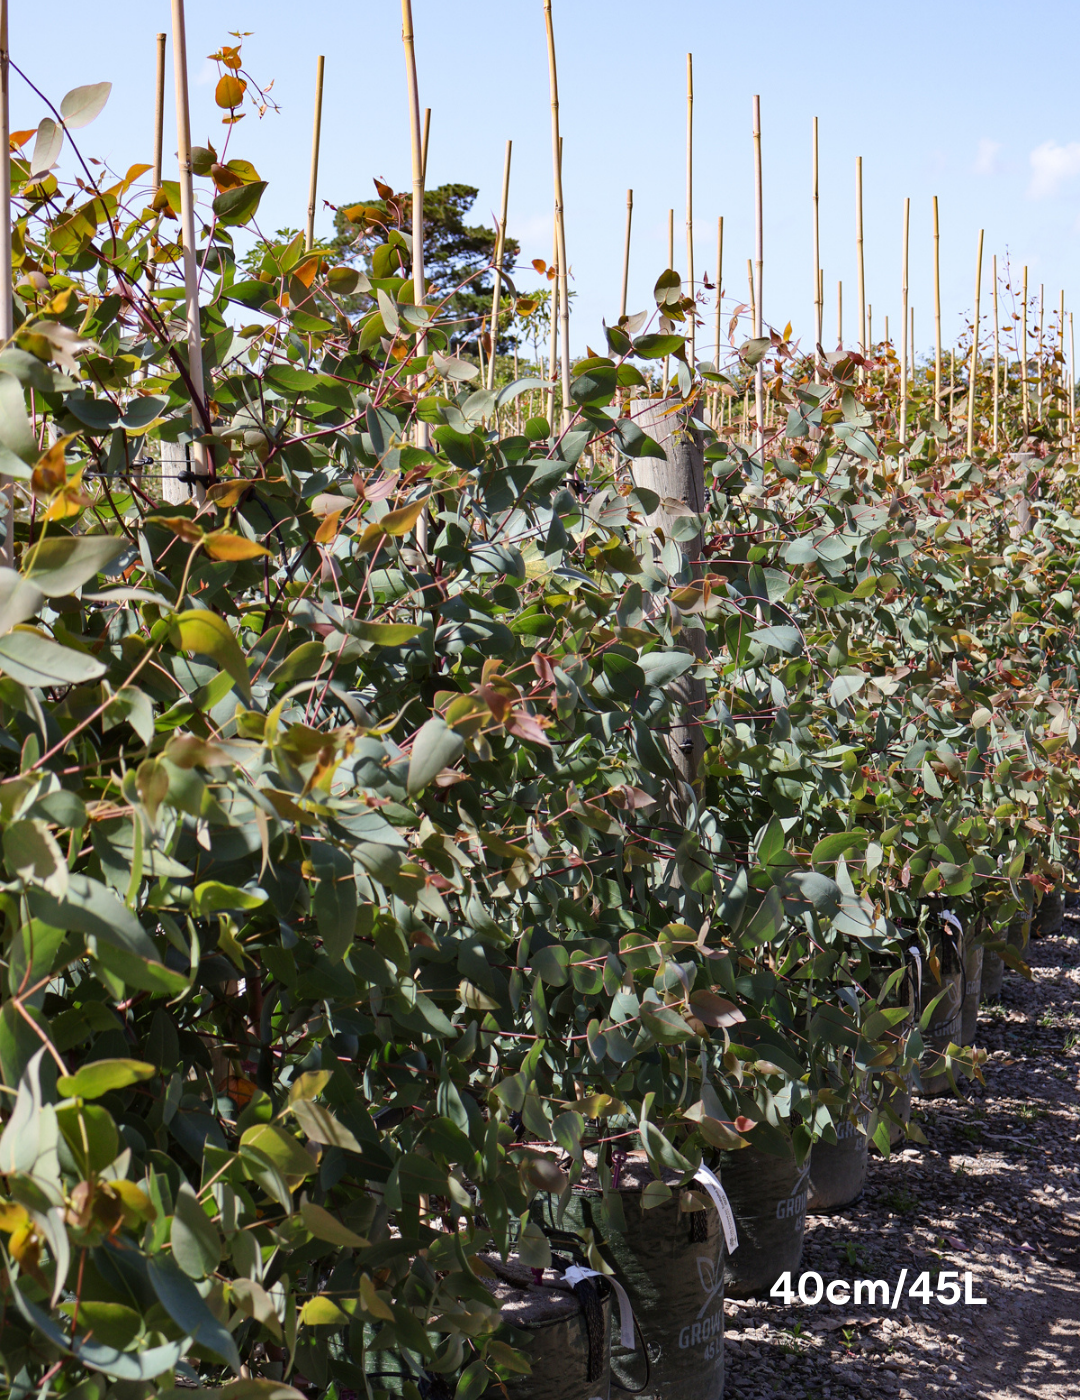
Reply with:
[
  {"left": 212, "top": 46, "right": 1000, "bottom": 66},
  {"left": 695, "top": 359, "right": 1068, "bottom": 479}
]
[
  {"left": 291, "top": 1098, "right": 363, "bottom": 1153},
  {"left": 57, "top": 1101, "right": 119, "bottom": 1174},
  {"left": 0, "top": 568, "right": 44, "bottom": 634},
  {"left": 407, "top": 716, "right": 465, "bottom": 795},
  {"left": 0, "top": 630, "right": 106, "bottom": 686},
  {"left": 240, "top": 1124, "right": 316, "bottom": 1179},
  {"left": 57, "top": 1058, "right": 155, "bottom": 1099},
  {"left": 148, "top": 1254, "right": 242, "bottom": 1372},
  {"left": 811, "top": 831, "right": 868, "bottom": 865},
  {"left": 0, "top": 371, "right": 37, "bottom": 465},
  {"left": 171, "top": 610, "right": 252, "bottom": 700},
  {"left": 310, "top": 841, "right": 356, "bottom": 962},
  {"left": 171, "top": 1181, "right": 222, "bottom": 1279},
  {"left": 300, "top": 1199, "right": 370, "bottom": 1248},
  {"left": 213, "top": 181, "right": 268, "bottom": 227},
  {"left": 24, "top": 535, "right": 127, "bottom": 600},
  {"left": 3, "top": 818, "right": 67, "bottom": 896},
  {"left": 633, "top": 333, "right": 684, "bottom": 359},
  {"left": 59, "top": 82, "right": 111, "bottom": 129},
  {"left": 191, "top": 881, "right": 266, "bottom": 917},
  {"left": 351, "top": 621, "right": 424, "bottom": 645},
  {"left": 830, "top": 672, "right": 866, "bottom": 706},
  {"left": 30, "top": 873, "right": 188, "bottom": 995}
]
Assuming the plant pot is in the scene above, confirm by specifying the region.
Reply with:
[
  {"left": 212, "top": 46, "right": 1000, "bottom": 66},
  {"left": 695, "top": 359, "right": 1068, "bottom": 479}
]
[
  {"left": 808, "top": 1114, "right": 869, "bottom": 1210},
  {"left": 917, "top": 968, "right": 963, "bottom": 1095},
  {"left": 961, "top": 942, "right": 983, "bottom": 1046},
  {"left": 481, "top": 1257, "right": 613, "bottom": 1400},
  {"left": 980, "top": 948, "right": 1004, "bottom": 1000},
  {"left": 717, "top": 1140, "right": 808, "bottom": 1300},
  {"left": 1034, "top": 889, "right": 1064, "bottom": 938},
  {"left": 884, "top": 1078, "right": 912, "bottom": 1147},
  {"left": 556, "top": 1153, "right": 726, "bottom": 1400}
]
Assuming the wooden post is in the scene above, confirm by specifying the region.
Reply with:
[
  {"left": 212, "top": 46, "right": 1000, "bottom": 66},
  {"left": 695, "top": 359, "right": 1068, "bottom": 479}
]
[
  {"left": 619, "top": 189, "right": 633, "bottom": 320},
  {"left": 1022, "top": 265, "right": 1029, "bottom": 433},
  {"left": 813, "top": 117, "right": 822, "bottom": 377},
  {"left": 543, "top": 0, "right": 571, "bottom": 429},
  {"left": 685, "top": 53, "right": 695, "bottom": 369},
  {"left": 152, "top": 33, "right": 167, "bottom": 192},
  {"left": 900, "top": 197, "right": 910, "bottom": 445},
  {"left": 486, "top": 139, "right": 512, "bottom": 391},
  {"left": 992, "top": 253, "right": 1000, "bottom": 450},
  {"left": 752, "top": 95, "right": 764, "bottom": 460},
  {"left": 966, "top": 228, "right": 983, "bottom": 458},
  {"left": 305, "top": 56, "right": 325, "bottom": 251},
  {"left": 933, "top": 196, "right": 942, "bottom": 417},
  {"left": 170, "top": 0, "right": 210, "bottom": 502},
  {"left": 856, "top": 155, "right": 866, "bottom": 356}
]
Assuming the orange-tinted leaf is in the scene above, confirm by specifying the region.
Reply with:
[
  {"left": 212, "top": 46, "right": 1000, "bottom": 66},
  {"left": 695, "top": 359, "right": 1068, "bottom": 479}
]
[
  {"left": 203, "top": 531, "right": 271, "bottom": 561},
  {"left": 30, "top": 433, "right": 80, "bottom": 497},
  {"left": 379, "top": 499, "right": 425, "bottom": 536},
  {"left": 314, "top": 511, "right": 341, "bottom": 545},
  {"left": 206, "top": 478, "right": 257, "bottom": 508},
  {"left": 215, "top": 75, "right": 246, "bottom": 109},
  {"left": 147, "top": 514, "right": 205, "bottom": 544}
]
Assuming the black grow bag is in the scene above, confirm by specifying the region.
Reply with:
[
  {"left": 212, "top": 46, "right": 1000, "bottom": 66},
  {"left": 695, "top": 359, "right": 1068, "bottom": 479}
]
[
  {"left": 554, "top": 1153, "right": 726, "bottom": 1400},
  {"left": 718, "top": 1140, "right": 807, "bottom": 1299},
  {"left": 961, "top": 940, "right": 983, "bottom": 1046},
  {"left": 481, "top": 1257, "right": 614, "bottom": 1400},
  {"left": 807, "top": 1113, "right": 868, "bottom": 1211}
]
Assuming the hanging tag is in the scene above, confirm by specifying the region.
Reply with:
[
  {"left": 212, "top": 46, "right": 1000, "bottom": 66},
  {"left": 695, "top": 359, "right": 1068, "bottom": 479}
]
[
  {"left": 563, "top": 1265, "right": 636, "bottom": 1350},
  {"left": 693, "top": 1164, "right": 739, "bottom": 1254}
]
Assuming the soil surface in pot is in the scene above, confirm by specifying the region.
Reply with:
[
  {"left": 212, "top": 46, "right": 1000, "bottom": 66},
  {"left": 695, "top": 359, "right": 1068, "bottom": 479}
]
[{"left": 720, "top": 915, "right": 1080, "bottom": 1399}]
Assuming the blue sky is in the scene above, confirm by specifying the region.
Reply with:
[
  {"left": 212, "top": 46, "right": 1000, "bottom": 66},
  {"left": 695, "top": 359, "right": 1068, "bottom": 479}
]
[{"left": 17, "top": 1, "right": 1080, "bottom": 363}]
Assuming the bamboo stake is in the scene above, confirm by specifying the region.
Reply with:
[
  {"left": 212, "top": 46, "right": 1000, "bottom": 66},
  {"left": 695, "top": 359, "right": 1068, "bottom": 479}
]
[
  {"left": 152, "top": 33, "right": 167, "bottom": 192},
  {"left": 752, "top": 94, "right": 764, "bottom": 459},
  {"left": 966, "top": 228, "right": 983, "bottom": 458},
  {"left": 868, "top": 303, "right": 873, "bottom": 351},
  {"left": 1059, "top": 288, "right": 1066, "bottom": 407},
  {"left": 0, "top": 0, "right": 11, "bottom": 564},
  {"left": 910, "top": 306, "right": 915, "bottom": 388},
  {"left": 713, "top": 214, "right": 723, "bottom": 360},
  {"left": 933, "top": 196, "right": 942, "bottom": 416},
  {"left": 747, "top": 258, "right": 755, "bottom": 325},
  {"left": 1070, "top": 310, "right": 1076, "bottom": 448},
  {"left": 900, "top": 197, "right": 910, "bottom": 446},
  {"left": 546, "top": 214, "right": 558, "bottom": 426},
  {"left": 856, "top": 156, "right": 866, "bottom": 355},
  {"left": 992, "top": 253, "right": 1000, "bottom": 449},
  {"left": 421, "top": 107, "right": 431, "bottom": 183},
  {"left": 542, "top": 0, "right": 571, "bottom": 429},
  {"left": 305, "top": 56, "right": 325, "bottom": 251},
  {"left": 401, "top": 0, "right": 430, "bottom": 475},
  {"left": 838, "top": 281, "right": 843, "bottom": 346},
  {"left": 486, "top": 138, "right": 512, "bottom": 391},
  {"left": 170, "top": 0, "right": 210, "bottom": 501},
  {"left": 813, "top": 117, "right": 822, "bottom": 377},
  {"left": 619, "top": 189, "right": 632, "bottom": 321},
  {"left": 686, "top": 52, "right": 695, "bottom": 370},
  {"left": 713, "top": 214, "right": 723, "bottom": 428},
  {"left": 663, "top": 210, "right": 674, "bottom": 394},
  {"left": 1022, "top": 265, "right": 1029, "bottom": 432},
  {"left": 1037, "top": 283, "right": 1045, "bottom": 422}
]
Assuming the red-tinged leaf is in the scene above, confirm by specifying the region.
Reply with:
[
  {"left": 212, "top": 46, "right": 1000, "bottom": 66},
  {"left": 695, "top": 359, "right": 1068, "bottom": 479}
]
[{"left": 506, "top": 710, "right": 551, "bottom": 746}]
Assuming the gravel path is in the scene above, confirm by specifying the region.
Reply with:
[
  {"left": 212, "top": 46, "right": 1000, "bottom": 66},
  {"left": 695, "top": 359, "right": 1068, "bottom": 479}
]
[{"left": 722, "top": 917, "right": 1080, "bottom": 1399}]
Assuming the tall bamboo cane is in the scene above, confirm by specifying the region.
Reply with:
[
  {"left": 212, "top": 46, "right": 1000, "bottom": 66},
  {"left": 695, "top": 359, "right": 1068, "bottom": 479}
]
[
  {"left": 752, "top": 95, "right": 764, "bottom": 459},
  {"left": 992, "top": 253, "right": 1000, "bottom": 449},
  {"left": 546, "top": 214, "right": 558, "bottom": 426},
  {"left": 868, "top": 304, "right": 872, "bottom": 351},
  {"left": 619, "top": 189, "right": 633, "bottom": 320},
  {"left": 1070, "top": 310, "right": 1076, "bottom": 448},
  {"left": 152, "top": 33, "right": 166, "bottom": 192},
  {"left": 899, "top": 197, "right": 910, "bottom": 446},
  {"left": 305, "top": 56, "right": 325, "bottom": 251},
  {"left": 542, "top": 0, "right": 571, "bottom": 429},
  {"left": 966, "top": 229, "right": 984, "bottom": 458},
  {"left": 1037, "top": 283, "right": 1045, "bottom": 422},
  {"left": 421, "top": 107, "right": 430, "bottom": 182},
  {"left": 1059, "top": 289, "right": 1066, "bottom": 407},
  {"left": 0, "top": 0, "right": 11, "bottom": 564},
  {"left": 1022, "top": 265, "right": 1029, "bottom": 432},
  {"left": 685, "top": 53, "right": 695, "bottom": 370},
  {"left": 401, "top": 0, "right": 429, "bottom": 476},
  {"left": 813, "top": 117, "right": 822, "bottom": 378},
  {"left": 856, "top": 155, "right": 866, "bottom": 357},
  {"left": 486, "top": 139, "right": 512, "bottom": 391},
  {"left": 170, "top": 0, "right": 209, "bottom": 502},
  {"left": 838, "top": 281, "right": 843, "bottom": 346},
  {"left": 713, "top": 215, "right": 723, "bottom": 428},
  {"left": 933, "top": 196, "right": 942, "bottom": 416},
  {"left": 663, "top": 210, "right": 674, "bottom": 394}
]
